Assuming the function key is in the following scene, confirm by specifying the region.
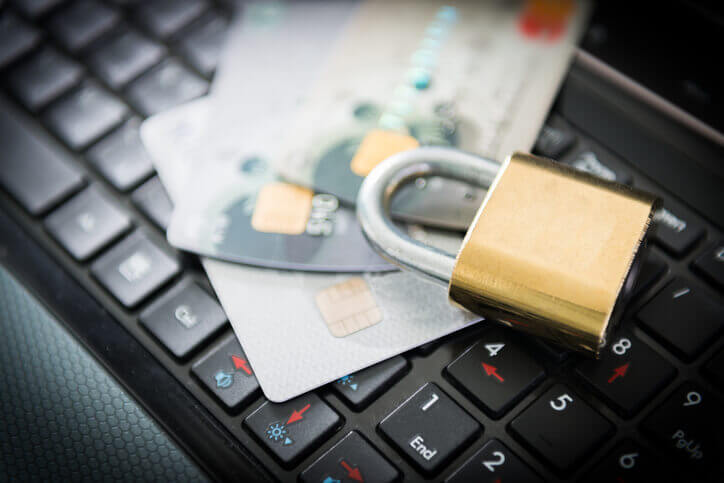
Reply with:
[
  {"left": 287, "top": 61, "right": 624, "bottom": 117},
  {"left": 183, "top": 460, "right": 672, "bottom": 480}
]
[
  {"left": 132, "top": 176, "right": 173, "bottom": 230},
  {"left": 378, "top": 383, "right": 481, "bottom": 475},
  {"left": 300, "top": 431, "right": 400, "bottom": 483},
  {"left": 638, "top": 278, "right": 723, "bottom": 361},
  {"left": 575, "top": 330, "right": 675, "bottom": 417},
  {"left": 90, "top": 230, "right": 179, "bottom": 308},
  {"left": 44, "top": 82, "right": 127, "bottom": 150},
  {"left": 563, "top": 147, "right": 633, "bottom": 185},
  {"left": 140, "top": 279, "right": 226, "bottom": 359},
  {"left": 88, "top": 28, "right": 166, "bottom": 90},
  {"left": 0, "top": 12, "right": 42, "bottom": 69},
  {"left": 191, "top": 333, "right": 259, "bottom": 410},
  {"left": 8, "top": 46, "right": 83, "bottom": 111},
  {"left": 177, "top": 12, "right": 228, "bottom": 77},
  {"left": 509, "top": 384, "right": 613, "bottom": 473},
  {"left": 48, "top": 0, "right": 120, "bottom": 52},
  {"left": 651, "top": 207, "right": 705, "bottom": 257},
  {"left": 642, "top": 382, "right": 724, "bottom": 474},
  {"left": 126, "top": 59, "right": 207, "bottom": 116},
  {"left": 445, "top": 439, "right": 542, "bottom": 483},
  {"left": 0, "top": 96, "right": 84, "bottom": 215},
  {"left": 244, "top": 393, "right": 342, "bottom": 468},
  {"left": 585, "top": 439, "right": 672, "bottom": 482},
  {"left": 332, "top": 356, "right": 408, "bottom": 411},
  {"left": 533, "top": 124, "right": 576, "bottom": 159},
  {"left": 135, "top": 0, "right": 208, "bottom": 39},
  {"left": 446, "top": 328, "right": 545, "bottom": 418},
  {"left": 87, "top": 119, "right": 154, "bottom": 191},
  {"left": 693, "top": 241, "right": 724, "bottom": 290},
  {"left": 45, "top": 186, "right": 131, "bottom": 261}
]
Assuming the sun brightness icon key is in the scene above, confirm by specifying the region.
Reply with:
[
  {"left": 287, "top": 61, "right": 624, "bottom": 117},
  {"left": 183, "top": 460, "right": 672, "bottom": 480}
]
[{"left": 265, "top": 403, "right": 312, "bottom": 447}]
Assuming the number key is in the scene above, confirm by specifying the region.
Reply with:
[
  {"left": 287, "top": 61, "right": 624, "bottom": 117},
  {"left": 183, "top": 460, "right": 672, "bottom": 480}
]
[
  {"left": 510, "top": 384, "right": 613, "bottom": 473},
  {"left": 642, "top": 382, "right": 724, "bottom": 474},
  {"left": 446, "top": 328, "right": 545, "bottom": 418},
  {"left": 445, "top": 439, "right": 541, "bottom": 482},
  {"left": 575, "top": 330, "right": 676, "bottom": 417},
  {"left": 585, "top": 440, "right": 673, "bottom": 482}
]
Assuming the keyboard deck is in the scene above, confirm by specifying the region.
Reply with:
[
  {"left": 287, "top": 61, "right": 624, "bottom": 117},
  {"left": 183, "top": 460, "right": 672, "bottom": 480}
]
[{"left": 1, "top": 1, "right": 723, "bottom": 481}]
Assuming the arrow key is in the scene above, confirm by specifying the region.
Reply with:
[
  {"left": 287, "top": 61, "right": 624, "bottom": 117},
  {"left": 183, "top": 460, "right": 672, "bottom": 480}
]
[
  {"left": 244, "top": 393, "right": 343, "bottom": 468},
  {"left": 575, "top": 330, "right": 675, "bottom": 418},
  {"left": 300, "top": 431, "right": 400, "bottom": 483},
  {"left": 191, "top": 334, "right": 260, "bottom": 411},
  {"left": 446, "top": 328, "right": 545, "bottom": 418}
]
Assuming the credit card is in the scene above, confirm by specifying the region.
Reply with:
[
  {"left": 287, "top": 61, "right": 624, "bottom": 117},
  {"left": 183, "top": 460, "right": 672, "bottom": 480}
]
[
  {"left": 141, "top": 100, "right": 480, "bottom": 402},
  {"left": 144, "top": 100, "right": 393, "bottom": 272},
  {"left": 274, "top": 0, "right": 590, "bottom": 230}
]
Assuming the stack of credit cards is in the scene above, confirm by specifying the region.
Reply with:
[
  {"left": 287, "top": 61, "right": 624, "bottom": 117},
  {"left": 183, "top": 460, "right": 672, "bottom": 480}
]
[{"left": 139, "top": 0, "right": 589, "bottom": 401}]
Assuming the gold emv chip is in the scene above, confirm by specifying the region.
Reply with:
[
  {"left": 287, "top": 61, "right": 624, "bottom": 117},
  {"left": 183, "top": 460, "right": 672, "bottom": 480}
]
[
  {"left": 315, "top": 277, "right": 383, "bottom": 337},
  {"left": 251, "top": 182, "right": 314, "bottom": 235},
  {"left": 350, "top": 129, "right": 419, "bottom": 176}
]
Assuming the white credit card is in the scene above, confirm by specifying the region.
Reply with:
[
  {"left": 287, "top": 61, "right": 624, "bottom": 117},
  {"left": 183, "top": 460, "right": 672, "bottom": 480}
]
[
  {"left": 140, "top": 99, "right": 479, "bottom": 402},
  {"left": 272, "top": 0, "right": 590, "bottom": 229}
]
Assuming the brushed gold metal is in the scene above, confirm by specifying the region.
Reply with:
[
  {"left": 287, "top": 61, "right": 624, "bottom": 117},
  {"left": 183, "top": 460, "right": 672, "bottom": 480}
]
[{"left": 449, "top": 152, "right": 659, "bottom": 356}]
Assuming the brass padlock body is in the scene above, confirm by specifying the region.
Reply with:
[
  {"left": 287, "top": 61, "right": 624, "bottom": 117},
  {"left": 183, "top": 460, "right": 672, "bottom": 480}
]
[{"left": 449, "top": 152, "right": 659, "bottom": 356}]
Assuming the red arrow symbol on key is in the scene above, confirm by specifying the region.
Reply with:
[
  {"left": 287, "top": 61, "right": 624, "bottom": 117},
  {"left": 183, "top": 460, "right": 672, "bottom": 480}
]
[
  {"left": 231, "top": 355, "right": 252, "bottom": 375},
  {"left": 607, "top": 363, "right": 630, "bottom": 384},
  {"left": 286, "top": 403, "right": 311, "bottom": 425},
  {"left": 482, "top": 363, "right": 505, "bottom": 383},
  {"left": 340, "top": 460, "right": 363, "bottom": 482}
]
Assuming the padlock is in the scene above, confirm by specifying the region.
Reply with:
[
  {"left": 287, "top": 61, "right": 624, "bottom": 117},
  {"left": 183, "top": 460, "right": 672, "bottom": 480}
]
[{"left": 357, "top": 147, "right": 660, "bottom": 356}]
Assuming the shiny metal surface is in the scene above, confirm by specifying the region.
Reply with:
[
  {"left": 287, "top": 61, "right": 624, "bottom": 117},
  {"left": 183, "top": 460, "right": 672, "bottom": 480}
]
[{"left": 357, "top": 147, "right": 500, "bottom": 285}]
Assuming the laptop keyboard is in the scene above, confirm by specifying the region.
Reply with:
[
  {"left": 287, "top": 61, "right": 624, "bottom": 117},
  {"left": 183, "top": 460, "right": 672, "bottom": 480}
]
[{"left": 1, "top": 2, "right": 723, "bottom": 481}]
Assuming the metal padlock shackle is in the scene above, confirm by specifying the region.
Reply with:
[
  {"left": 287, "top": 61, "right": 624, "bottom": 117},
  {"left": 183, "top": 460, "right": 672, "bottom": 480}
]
[
  {"left": 357, "top": 146, "right": 500, "bottom": 286},
  {"left": 358, "top": 147, "right": 659, "bottom": 357}
]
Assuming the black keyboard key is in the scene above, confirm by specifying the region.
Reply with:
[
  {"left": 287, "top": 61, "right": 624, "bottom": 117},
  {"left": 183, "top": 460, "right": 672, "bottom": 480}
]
[
  {"left": 141, "top": 279, "right": 226, "bottom": 358},
  {"left": 126, "top": 59, "right": 207, "bottom": 116},
  {"left": 446, "top": 329, "right": 545, "bottom": 418},
  {"left": 638, "top": 278, "right": 724, "bottom": 361},
  {"left": 87, "top": 119, "right": 154, "bottom": 191},
  {"left": 244, "top": 393, "right": 342, "bottom": 468},
  {"left": 585, "top": 440, "right": 670, "bottom": 482},
  {"left": 192, "top": 334, "right": 259, "bottom": 410},
  {"left": 332, "top": 356, "right": 408, "bottom": 411},
  {"left": 45, "top": 186, "right": 131, "bottom": 261},
  {"left": 564, "top": 147, "right": 633, "bottom": 184},
  {"left": 0, "top": 96, "right": 84, "bottom": 215},
  {"left": 177, "top": 12, "right": 228, "bottom": 77},
  {"left": 651, "top": 207, "right": 705, "bottom": 257},
  {"left": 88, "top": 28, "right": 165, "bottom": 89},
  {"left": 135, "top": 0, "right": 208, "bottom": 39},
  {"left": 91, "top": 230, "right": 179, "bottom": 307},
  {"left": 379, "top": 383, "right": 481, "bottom": 475},
  {"left": 509, "top": 384, "right": 613, "bottom": 473},
  {"left": 534, "top": 340, "right": 570, "bottom": 363},
  {"left": 48, "top": 0, "right": 120, "bottom": 52},
  {"left": 533, "top": 124, "right": 576, "bottom": 159},
  {"left": 704, "top": 349, "right": 724, "bottom": 387},
  {"left": 631, "top": 251, "right": 667, "bottom": 298},
  {"left": 132, "top": 177, "right": 173, "bottom": 230},
  {"left": 446, "top": 439, "right": 542, "bottom": 483},
  {"left": 300, "top": 431, "right": 400, "bottom": 483},
  {"left": 8, "top": 47, "right": 83, "bottom": 111},
  {"left": 0, "top": 12, "right": 41, "bottom": 69},
  {"left": 10, "top": 0, "right": 64, "bottom": 18},
  {"left": 45, "top": 82, "right": 127, "bottom": 150},
  {"left": 575, "top": 330, "right": 675, "bottom": 417},
  {"left": 693, "top": 241, "right": 724, "bottom": 290},
  {"left": 642, "top": 382, "right": 724, "bottom": 473}
]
